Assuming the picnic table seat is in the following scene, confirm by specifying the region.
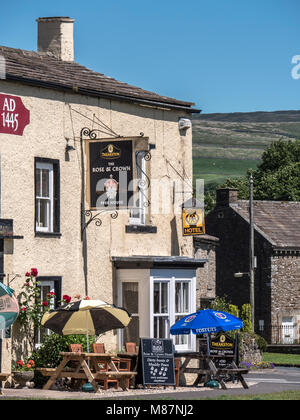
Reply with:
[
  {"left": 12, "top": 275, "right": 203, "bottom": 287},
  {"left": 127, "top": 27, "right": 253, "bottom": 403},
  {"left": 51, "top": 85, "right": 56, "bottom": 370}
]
[
  {"left": 214, "top": 365, "right": 249, "bottom": 389},
  {"left": 0, "top": 373, "right": 11, "bottom": 395},
  {"left": 0, "top": 373, "right": 10, "bottom": 381}
]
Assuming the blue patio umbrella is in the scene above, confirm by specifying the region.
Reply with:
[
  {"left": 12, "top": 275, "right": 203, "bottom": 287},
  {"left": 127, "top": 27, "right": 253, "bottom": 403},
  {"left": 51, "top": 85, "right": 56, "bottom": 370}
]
[{"left": 170, "top": 309, "right": 243, "bottom": 336}]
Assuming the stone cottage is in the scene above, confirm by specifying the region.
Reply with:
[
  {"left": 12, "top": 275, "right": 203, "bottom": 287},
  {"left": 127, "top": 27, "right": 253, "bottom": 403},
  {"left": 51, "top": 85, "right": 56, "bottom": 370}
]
[
  {"left": 0, "top": 16, "right": 207, "bottom": 374},
  {"left": 206, "top": 188, "right": 300, "bottom": 344}
]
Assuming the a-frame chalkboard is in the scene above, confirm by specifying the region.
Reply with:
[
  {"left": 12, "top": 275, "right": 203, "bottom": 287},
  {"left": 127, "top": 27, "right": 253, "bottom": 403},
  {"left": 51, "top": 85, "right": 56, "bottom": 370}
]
[{"left": 135, "top": 338, "right": 176, "bottom": 387}]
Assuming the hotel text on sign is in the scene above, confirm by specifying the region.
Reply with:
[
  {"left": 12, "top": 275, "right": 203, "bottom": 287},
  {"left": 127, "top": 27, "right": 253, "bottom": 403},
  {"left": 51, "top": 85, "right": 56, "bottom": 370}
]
[
  {"left": 182, "top": 208, "right": 205, "bottom": 236},
  {"left": 0, "top": 94, "right": 30, "bottom": 136}
]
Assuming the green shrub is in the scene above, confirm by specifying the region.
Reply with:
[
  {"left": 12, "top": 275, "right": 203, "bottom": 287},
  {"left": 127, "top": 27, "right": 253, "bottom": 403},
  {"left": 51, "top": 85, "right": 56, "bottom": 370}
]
[
  {"left": 32, "top": 333, "right": 96, "bottom": 388},
  {"left": 32, "top": 333, "right": 96, "bottom": 369},
  {"left": 228, "top": 304, "right": 239, "bottom": 318},
  {"left": 241, "top": 304, "right": 252, "bottom": 333}
]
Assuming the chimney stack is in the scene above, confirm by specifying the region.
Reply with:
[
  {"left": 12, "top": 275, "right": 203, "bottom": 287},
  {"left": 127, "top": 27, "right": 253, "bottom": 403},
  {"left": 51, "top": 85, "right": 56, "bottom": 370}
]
[
  {"left": 216, "top": 188, "right": 238, "bottom": 207},
  {"left": 36, "top": 17, "right": 75, "bottom": 61}
]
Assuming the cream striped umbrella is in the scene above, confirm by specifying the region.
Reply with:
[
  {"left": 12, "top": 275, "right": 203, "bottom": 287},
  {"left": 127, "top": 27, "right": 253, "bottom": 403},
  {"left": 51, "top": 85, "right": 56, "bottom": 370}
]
[{"left": 41, "top": 299, "right": 131, "bottom": 351}]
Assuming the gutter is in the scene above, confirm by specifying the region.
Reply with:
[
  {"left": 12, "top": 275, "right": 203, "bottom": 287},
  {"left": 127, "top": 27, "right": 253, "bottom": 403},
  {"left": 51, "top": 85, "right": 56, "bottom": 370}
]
[{"left": 6, "top": 74, "right": 201, "bottom": 114}]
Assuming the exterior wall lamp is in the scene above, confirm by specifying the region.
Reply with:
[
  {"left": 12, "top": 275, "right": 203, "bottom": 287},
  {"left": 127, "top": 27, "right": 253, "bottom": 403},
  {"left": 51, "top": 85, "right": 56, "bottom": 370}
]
[{"left": 65, "top": 138, "right": 75, "bottom": 153}]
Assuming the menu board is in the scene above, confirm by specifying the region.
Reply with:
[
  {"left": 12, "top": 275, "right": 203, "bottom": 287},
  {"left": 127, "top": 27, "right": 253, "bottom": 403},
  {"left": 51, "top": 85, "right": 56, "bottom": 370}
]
[{"left": 136, "top": 338, "right": 175, "bottom": 386}]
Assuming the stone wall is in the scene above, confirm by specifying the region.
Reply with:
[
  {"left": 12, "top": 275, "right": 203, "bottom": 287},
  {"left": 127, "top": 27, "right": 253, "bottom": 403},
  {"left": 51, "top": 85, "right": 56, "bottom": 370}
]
[
  {"left": 194, "top": 236, "right": 218, "bottom": 308},
  {"left": 270, "top": 253, "right": 300, "bottom": 342}
]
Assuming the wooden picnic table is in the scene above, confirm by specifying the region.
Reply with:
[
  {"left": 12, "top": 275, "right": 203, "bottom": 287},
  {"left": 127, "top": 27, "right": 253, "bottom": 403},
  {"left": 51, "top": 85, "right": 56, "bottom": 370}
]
[
  {"left": 38, "top": 352, "right": 137, "bottom": 393},
  {"left": 0, "top": 373, "right": 10, "bottom": 395},
  {"left": 175, "top": 352, "right": 249, "bottom": 390}
]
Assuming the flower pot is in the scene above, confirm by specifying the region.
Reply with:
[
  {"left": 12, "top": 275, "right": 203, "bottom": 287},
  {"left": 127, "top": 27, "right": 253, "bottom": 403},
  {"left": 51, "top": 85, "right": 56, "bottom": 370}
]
[{"left": 12, "top": 371, "right": 35, "bottom": 388}]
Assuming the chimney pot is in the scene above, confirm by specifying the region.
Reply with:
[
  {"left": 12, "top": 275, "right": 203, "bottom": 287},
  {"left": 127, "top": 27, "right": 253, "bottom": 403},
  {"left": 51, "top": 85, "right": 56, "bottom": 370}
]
[{"left": 36, "top": 17, "right": 75, "bottom": 61}]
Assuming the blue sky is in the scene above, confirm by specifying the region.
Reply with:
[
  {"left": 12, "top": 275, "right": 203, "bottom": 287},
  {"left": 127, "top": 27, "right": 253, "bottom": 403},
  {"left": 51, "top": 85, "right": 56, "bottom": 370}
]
[{"left": 1, "top": 0, "right": 300, "bottom": 113}]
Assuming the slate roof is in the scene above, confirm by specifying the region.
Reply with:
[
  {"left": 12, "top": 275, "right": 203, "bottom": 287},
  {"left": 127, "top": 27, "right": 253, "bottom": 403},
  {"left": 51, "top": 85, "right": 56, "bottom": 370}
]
[
  {"left": 0, "top": 45, "right": 198, "bottom": 112},
  {"left": 231, "top": 200, "right": 300, "bottom": 249}
]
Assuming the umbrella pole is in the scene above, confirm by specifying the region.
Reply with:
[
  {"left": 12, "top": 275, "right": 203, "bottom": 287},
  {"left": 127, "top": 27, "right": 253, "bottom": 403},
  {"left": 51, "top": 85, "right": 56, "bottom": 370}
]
[
  {"left": 86, "top": 312, "right": 90, "bottom": 370},
  {"left": 206, "top": 334, "right": 210, "bottom": 356},
  {"left": 86, "top": 311, "right": 89, "bottom": 353}
]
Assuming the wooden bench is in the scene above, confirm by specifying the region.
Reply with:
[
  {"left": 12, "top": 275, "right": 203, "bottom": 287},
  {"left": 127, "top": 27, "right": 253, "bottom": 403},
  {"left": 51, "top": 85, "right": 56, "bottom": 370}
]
[
  {"left": 216, "top": 367, "right": 249, "bottom": 389},
  {"left": 37, "top": 368, "right": 137, "bottom": 391}
]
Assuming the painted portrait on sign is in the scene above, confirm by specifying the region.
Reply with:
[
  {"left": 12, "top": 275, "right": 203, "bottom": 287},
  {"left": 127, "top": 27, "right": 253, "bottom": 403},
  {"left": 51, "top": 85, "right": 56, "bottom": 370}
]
[{"left": 88, "top": 140, "right": 134, "bottom": 209}]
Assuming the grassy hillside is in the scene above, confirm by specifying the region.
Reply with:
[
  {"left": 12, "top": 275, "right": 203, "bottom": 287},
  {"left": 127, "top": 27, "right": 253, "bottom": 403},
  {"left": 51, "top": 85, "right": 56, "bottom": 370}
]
[{"left": 192, "top": 110, "right": 300, "bottom": 191}]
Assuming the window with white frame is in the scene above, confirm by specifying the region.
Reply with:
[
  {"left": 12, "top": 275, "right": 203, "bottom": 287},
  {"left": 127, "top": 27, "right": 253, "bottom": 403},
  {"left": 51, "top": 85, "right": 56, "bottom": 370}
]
[
  {"left": 35, "top": 158, "right": 60, "bottom": 234},
  {"left": 129, "top": 151, "right": 147, "bottom": 225},
  {"left": 150, "top": 270, "right": 196, "bottom": 352},
  {"left": 153, "top": 281, "right": 170, "bottom": 339},
  {"left": 35, "top": 161, "right": 54, "bottom": 232},
  {"left": 36, "top": 279, "right": 56, "bottom": 346}
]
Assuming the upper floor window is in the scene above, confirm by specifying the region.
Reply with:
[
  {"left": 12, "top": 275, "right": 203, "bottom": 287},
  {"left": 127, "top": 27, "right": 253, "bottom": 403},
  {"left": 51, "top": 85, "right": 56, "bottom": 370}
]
[
  {"left": 129, "top": 151, "right": 147, "bottom": 225},
  {"left": 35, "top": 158, "right": 60, "bottom": 235}
]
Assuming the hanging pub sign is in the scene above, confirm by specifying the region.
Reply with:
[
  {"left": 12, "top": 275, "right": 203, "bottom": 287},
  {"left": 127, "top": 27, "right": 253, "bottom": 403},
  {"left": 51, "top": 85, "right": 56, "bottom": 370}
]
[
  {"left": 88, "top": 139, "right": 134, "bottom": 209},
  {"left": 0, "top": 93, "right": 30, "bottom": 136},
  {"left": 182, "top": 207, "right": 205, "bottom": 236}
]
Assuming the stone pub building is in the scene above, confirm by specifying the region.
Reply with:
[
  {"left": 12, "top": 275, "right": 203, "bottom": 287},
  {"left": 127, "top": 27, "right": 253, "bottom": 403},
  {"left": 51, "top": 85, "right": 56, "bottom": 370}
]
[{"left": 0, "top": 17, "right": 209, "bottom": 374}]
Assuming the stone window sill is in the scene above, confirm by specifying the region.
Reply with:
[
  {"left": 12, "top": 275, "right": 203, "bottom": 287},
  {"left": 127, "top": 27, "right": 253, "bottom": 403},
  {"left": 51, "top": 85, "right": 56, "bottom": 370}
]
[
  {"left": 125, "top": 225, "right": 157, "bottom": 234},
  {"left": 35, "top": 231, "right": 62, "bottom": 238}
]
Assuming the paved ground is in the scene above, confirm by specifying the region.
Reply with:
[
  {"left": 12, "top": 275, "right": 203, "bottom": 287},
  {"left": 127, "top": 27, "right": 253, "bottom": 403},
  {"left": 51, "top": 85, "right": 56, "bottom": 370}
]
[{"left": 0, "top": 367, "right": 299, "bottom": 400}]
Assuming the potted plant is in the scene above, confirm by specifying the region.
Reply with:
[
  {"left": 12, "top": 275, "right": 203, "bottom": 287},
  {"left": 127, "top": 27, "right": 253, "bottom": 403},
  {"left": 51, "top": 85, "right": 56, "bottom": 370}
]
[{"left": 12, "top": 359, "right": 35, "bottom": 388}]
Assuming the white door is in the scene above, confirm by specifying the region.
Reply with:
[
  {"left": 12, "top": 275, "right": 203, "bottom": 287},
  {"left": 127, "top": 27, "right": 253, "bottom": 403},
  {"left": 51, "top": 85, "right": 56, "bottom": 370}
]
[{"left": 282, "top": 317, "right": 295, "bottom": 344}]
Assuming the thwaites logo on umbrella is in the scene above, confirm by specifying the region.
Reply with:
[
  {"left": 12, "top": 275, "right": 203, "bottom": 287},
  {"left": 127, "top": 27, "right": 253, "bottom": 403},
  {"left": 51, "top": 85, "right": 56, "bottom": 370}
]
[
  {"left": 182, "top": 207, "right": 205, "bottom": 236},
  {"left": 88, "top": 139, "right": 134, "bottom": 209},
  {"left": 0, "top": 94, "right": 30, "bottom": 136}
]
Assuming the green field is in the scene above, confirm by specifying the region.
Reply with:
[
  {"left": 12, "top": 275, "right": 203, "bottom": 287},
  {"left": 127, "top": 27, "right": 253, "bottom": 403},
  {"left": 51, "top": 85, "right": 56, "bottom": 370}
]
[
  {"left": 262, "top": 352, "right": 300, "bottom": 366},
  {"left": 192, "top": 111, "right": 300, "bottom": 191},
  {"left": 193, "top": 157, "right": 260, "bottom": 191}
]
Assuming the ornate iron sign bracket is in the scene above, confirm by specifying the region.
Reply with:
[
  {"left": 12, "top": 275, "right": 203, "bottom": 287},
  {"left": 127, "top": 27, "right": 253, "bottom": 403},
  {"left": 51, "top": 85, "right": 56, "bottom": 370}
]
[{"left": 82, "top": 209, "right": 118, "bottom": 233}]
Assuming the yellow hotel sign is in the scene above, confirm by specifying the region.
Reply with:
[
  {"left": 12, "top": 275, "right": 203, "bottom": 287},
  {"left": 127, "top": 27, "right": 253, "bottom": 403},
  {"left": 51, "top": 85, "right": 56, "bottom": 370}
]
[{"left": 182, "top": 208, "right": 205, "bottom": 236}]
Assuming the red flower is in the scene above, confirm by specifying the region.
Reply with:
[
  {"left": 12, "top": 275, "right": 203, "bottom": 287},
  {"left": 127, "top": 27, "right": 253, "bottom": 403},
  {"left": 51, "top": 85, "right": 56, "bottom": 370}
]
[
  {"left": 31, "top": 268, "right": 38, "bottom": 277},
  {"left": 26, "top": 364, "right": 31, "bottom": 369},
  {"left": 47, "top": 292, "right": 55, "bottom": 297},
  {"left": 25, "top": 272, "right": 30, "bottom": 277},
  {"left": 28, "top": 360, "right": 35, "bottom": 366},
  {"left": 63, "top": 295, "right": 71, "bottom": 303},
  {"left": 42, "top": 301, "right": 49, "bottom": 306},
  {"left": 21, "top": 307, "right": 27, "bottom": 312},
  {"left": 24, "top": 282, "right": 30, "bottom": 287},
  {"left": 17, "top": 360, "right": 24, "bottom": 367}
]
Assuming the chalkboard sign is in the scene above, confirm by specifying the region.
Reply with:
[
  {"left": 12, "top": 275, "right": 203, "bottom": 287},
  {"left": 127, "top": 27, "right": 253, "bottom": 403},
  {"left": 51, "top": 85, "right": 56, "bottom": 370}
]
[{"left": 136, "top": 338, "right": 175, "bottom": 387}]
